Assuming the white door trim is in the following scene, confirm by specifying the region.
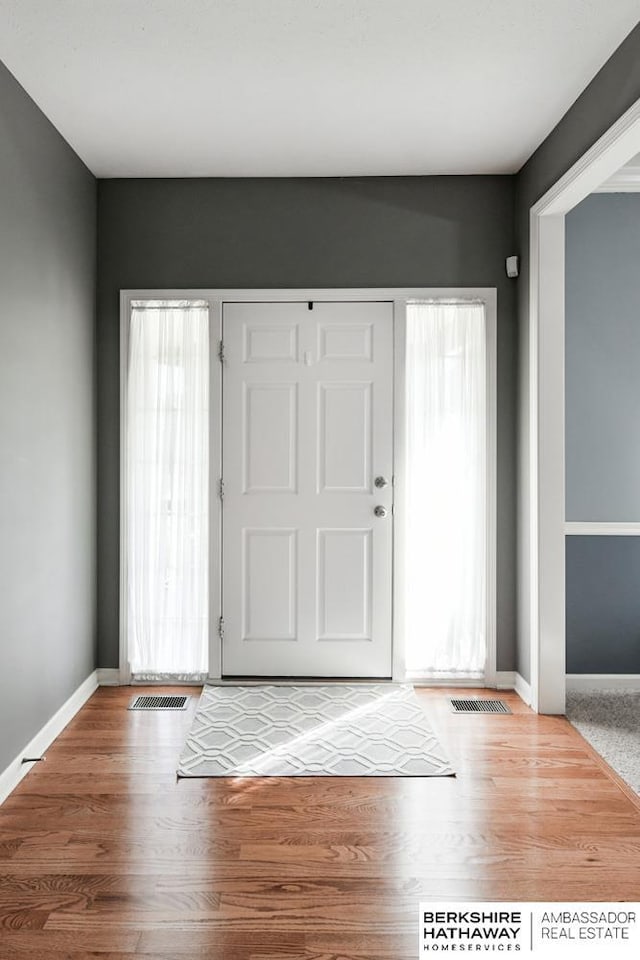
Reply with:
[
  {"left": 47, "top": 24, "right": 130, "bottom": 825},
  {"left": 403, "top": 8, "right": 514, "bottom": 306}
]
[
  {"left": 527, "top": 95, "right": 640, "bottom": 714},
  {"left": 120, "top": 287, "right": 497, "bottom": 684},
  {"left": 485, "top": 298, "right": 498, "bottom": 687},
  {"left": 119, "top": 291, "right": 129, "bottom": 684},
  {"left": 565, "top": 522, "right": 640, "bottom": 535}
]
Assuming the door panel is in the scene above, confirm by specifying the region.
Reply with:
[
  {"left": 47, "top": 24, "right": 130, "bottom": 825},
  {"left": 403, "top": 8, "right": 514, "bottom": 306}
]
[
  {"left": 222, "top": 300, "right": 393, "bottom": 677},
  {"left": 243, "top": 383, "right": 297, "bottom": 493},
  {"left": 317, "top": 528, "right": 372, "bottom": 640},
  {"left": 243, "top": 528, "right": 297, "bottom": 640},
  {"left": 243, "top": 323, "right": 299, "bottom": 363},
  {"left": 318, "top": 382, "right": 372, "bottom": 492}
]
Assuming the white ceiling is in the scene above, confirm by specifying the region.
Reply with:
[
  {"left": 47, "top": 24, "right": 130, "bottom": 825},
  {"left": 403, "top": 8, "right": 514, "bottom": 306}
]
[{"left": 0, "top": 1, "right": 638, "bottom": 178}]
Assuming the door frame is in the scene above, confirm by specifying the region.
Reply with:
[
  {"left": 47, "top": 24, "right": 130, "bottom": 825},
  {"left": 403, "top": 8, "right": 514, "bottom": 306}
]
[
  {"left": 119, "top": 287, "right": 497, "bottom": 684},
  {"left": 526, "top": 96, "right": 640, "bottom": 714}
]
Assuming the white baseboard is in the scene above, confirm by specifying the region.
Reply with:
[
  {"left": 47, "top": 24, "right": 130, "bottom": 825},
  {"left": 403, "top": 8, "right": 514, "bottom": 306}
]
[
  {"left": 97, "top": 668, "right": 121, "bottom": 685},
  {"left": 0, "top": 670, "right": 99, "bottom": 806},
  {"left": 410, "top": 671, "right": 518, "bottom": 691},
  {"left": 411, "top": 679, "right": 485, "bottom": 688},
  {"left": 102, "top": 669, "right": 530, "bottom": 698},
  {"left": 495, "top": 671, "right": 533, "bottom": 707},
  {"left": 566, "top": 674, "right": 640, "bottom": 692},
  {"left": 514, "top": 672, "right": 532, "bottom": 706}
]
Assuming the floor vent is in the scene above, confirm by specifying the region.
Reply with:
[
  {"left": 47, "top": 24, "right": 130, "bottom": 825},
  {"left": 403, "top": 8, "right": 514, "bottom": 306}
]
[
  {"left": 450, "top": 698, "right": 511, "bottom": 714},
  {"left": 128, "top": 695, "right": 189, "bottom": 711}
]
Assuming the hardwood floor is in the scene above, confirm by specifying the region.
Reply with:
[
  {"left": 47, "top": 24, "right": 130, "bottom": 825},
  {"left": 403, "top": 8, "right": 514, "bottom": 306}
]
[{"left": 1, "top": 685, "right": 639, "bottom": 958}]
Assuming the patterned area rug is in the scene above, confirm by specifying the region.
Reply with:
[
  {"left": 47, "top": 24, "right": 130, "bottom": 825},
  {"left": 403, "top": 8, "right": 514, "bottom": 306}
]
[{"left": 178, "top": 683, "right": 455, "bottom": 777}]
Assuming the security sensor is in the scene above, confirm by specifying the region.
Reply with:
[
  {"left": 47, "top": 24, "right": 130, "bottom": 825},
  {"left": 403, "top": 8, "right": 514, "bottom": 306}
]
[{"left": 506, "top": 255, "right": 519, "bottom": 278}]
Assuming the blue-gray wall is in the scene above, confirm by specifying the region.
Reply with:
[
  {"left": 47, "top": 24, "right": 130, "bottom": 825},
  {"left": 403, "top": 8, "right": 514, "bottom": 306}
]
[
  {"left": 515, "top": 22, "right": 640, "bottom": 683},
  {"left": 565, "top": 193, "right": 640, "bottom": 673},
  {"left": 567, "top": 537, "right": 640, "bottom": 672},
  {"left": 96, "top": 175, "right": 518, "bottom": 673},
  {"left": 566, "top": 194, "right": 640, "bottom": 521},
  {"left": 0, "top": 61, "right": 97, "bottom": 773}
]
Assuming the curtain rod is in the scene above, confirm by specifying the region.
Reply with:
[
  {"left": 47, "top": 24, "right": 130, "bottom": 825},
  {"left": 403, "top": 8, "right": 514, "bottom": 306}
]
[
  {"left": 131, "top": 298, "right": 486, "bottom": 309},
  {"left": 408, "top": 298, "right": 485, "bottom": 305},
  {"left": 131, "top": 302, "right": 209, "bottom": 310}
]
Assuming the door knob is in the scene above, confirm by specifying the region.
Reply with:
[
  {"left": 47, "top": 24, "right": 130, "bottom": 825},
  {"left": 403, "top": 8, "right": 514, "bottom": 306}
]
[
  {"left": 374, "top": 476, "right": 388, "bottom": 489},
  {"left": 374, "top": 505, "right": 387, "bottom": 518}
]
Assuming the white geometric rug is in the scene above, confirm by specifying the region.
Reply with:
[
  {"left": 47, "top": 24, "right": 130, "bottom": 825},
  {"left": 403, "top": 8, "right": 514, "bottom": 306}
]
[{"left": 177, "top": 683, "right": 454, "bottom": 777}]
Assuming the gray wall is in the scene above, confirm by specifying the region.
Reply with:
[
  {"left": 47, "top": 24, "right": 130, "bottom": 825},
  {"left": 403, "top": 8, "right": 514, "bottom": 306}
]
[
  {"left": 97, "top": 175, "right": 518, "bottom": 671},
  {"left": 566, "top": 193, "right": 640, "bottom": 521},
  {"left": 567, "top": 537, "right": 640, "bottom": 672},
  {"left": 0, "top": 61, "right": 96, "bottom": 772},
  {"left": 515, "top": 22, "right": 640, "bottom": 682}
]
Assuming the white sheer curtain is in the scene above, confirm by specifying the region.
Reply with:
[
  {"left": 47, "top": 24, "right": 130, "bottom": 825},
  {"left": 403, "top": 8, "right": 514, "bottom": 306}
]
[
  {"left": 404, "top": 301, "right": 487, "bottom": 676},
  {"left": 127, "top": 300, "right": 209, "bottom": 679}
]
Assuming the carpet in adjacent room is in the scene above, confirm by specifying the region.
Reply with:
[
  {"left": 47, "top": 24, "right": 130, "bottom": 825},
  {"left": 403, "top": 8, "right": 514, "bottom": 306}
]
[{"left": 567, "top": 689, "right": 640, "bottom": 794}]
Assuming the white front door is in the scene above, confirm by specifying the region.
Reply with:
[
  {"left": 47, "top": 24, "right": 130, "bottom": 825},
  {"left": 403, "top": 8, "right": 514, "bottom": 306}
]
[{"left": 221, "top": 300, "right": 393, "bottom": 677}]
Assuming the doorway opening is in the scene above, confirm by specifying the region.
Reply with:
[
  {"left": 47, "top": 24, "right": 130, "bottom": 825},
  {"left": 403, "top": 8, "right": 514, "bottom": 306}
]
[{"left": 527, "top": 97, "right": 640, "bottom": 714}]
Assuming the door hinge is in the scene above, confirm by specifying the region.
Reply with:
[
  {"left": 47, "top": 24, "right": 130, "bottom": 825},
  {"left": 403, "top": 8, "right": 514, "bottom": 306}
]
[
  {"left": 218, "top": 478, "right": 225, "bottom": 500},
  {"left": 218, "top": 616, "right": 225, "bottom": 640},
  {"left": 218, "top": 339, "right": 225, "bottom": 363}
]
